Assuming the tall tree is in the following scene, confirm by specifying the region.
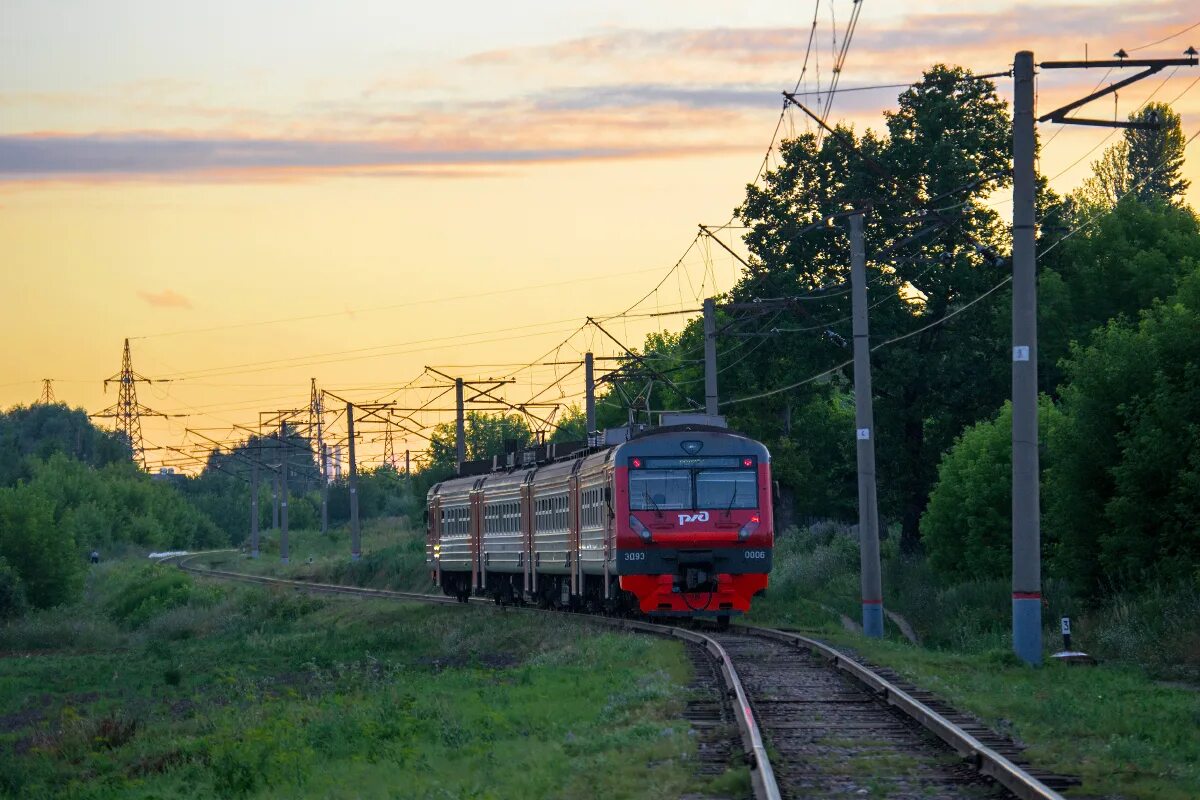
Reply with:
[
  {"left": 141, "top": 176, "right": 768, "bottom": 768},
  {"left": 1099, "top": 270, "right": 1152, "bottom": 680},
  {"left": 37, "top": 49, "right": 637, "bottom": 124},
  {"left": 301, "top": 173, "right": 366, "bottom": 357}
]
[
  {"left": 732, "top": 65, "right": 1014, "bottom": 550},
  {"left": 1048, "top": 265, "right": 1200, "bottom": 590},
  {"left": 1126, "top": 102, "right": 1190, "bottom": 204},
  {"left": 1039, "top": 199, "right": 1200, "bottom": 391},
  {"left": 1072, "top": 102, "right": 1189, "bottom": 211},
  {"left": 426, "top": 412, "right": 534, "bottom": 477}
]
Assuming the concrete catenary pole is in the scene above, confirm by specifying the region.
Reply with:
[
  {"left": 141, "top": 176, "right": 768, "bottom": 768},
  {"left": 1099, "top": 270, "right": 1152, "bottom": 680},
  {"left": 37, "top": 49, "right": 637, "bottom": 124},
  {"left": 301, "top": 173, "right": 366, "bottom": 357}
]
[
  {"left": 320, "top": 443, "right": 330, "bottom": 534},
  {"left": 279, "top": 422, "right": 289, "bottom": 564},
  {"left": 455, "top": 377, "right": 466, "bottom": 473},
  {"left": 585, "top": 351, "right": 597, "bottom": 434},
  {"left": 703, "top": 297, "right": 718, "bottom": 416},
  {"left": 405, "top": 448, "right": 410, "bottom": 477},
  {"left": 347, "top": 402, "right": 361, "bottom": 562},
  {"left": 271, "top": 472, "right": 280, "bottom": 530},
  {"left": 250, "top": 459, "right": 260, "bottom": 558},
  {"left": 849, "top": 211, "right": 884, "bottom": 638},
  {"left": 1011, "top": 50, "right": 1042, "bottom": 666}
]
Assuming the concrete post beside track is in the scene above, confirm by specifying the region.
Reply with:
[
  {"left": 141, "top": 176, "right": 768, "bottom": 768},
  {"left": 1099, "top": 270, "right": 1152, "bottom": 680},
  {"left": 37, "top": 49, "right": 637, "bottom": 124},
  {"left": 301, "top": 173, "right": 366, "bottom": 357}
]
[
  {"left": 585, "top": 351, "right": 596, "bottom": 434},
  {"left": 1011, "top": 50, "right": 1042, "bottom": 665},
  {"left": 279, "top": 422, "right": 289, "bottom": 565},
  {"left": 703, "top": 298, "right": 719, "bottom": 416},
  {"left": 849, "top": 211, "right": 884, "bottom": 638},
  {"left": 348, "top": 402, "right": 361, "bottom": 562},
  {"left": 455, "top": 378, "right": 465, "bottom": 473},
  {"left": 320, "top": 443, "right": 329, "bottom": 534}
]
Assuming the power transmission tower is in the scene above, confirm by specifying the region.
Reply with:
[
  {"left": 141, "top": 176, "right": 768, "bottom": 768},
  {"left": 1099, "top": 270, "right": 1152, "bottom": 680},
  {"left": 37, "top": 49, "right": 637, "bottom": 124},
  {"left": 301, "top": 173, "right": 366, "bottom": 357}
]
[
  {"left": 37, "top": 379, "right": 56, "bottom": 405},
  {"left": 93, "top": 339, "right": 166, "bottom": 470},
  {"left": 383, "top": 422, "right": 397, "bottom": 469},
  {"left": 347, "top": 402, "right": 361, "bottom": 561},
  {"left": 310, "top": 378, "right": 329, "bottom": 533}
]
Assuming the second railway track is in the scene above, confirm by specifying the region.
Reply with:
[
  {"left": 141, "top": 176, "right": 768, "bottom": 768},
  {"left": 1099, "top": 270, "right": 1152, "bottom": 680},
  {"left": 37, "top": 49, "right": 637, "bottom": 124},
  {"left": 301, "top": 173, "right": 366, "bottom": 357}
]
[{"left": 173, "top": 552, "right": 1072, "bottom": 800}]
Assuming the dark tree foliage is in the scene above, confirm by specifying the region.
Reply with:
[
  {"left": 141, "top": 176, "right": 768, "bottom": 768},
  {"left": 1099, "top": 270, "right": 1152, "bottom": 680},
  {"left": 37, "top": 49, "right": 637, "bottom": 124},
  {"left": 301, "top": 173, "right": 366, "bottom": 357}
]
[
  {"left": 1047, "top": 267, "right": 1200, "bottom": 590},
  {"left": 1039, "top": 199, "right": 1200, "bottom": 391},
  {"left": 1126, "top": 102, "right": 1191, "bottom": 204},
  {"left": 920, "top": 397, "right": 1060, "bottom": 581},
  {"left": 184, "top": 426, "right": 325, "bottom": 541},
  {"left": 0, "top": 488, "right": 82, "bottom": 609},
  {"left": 200, "top": 427, "right": 321, "bottom": 492},
  {"left": 548, "top": 405, "right": 587, "bottom": 444},
  {"left": 0, "top": 403, "right": 130, "bottom": 487},
  {"left": 731, "top": 65, "right": 1014, "bottom": 549},
  {"left": 425, "top": 412, "right": 534, "bottom": 478}
]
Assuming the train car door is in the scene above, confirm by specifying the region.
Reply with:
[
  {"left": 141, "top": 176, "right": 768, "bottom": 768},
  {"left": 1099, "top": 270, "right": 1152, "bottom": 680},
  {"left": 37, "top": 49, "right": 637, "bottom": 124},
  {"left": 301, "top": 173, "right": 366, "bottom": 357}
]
[
  {"left": 602, "top": 468, "right": 613, "bottom": 599},
  {"left": 568, "top": 472, "right": 581, "bottom": 597},
  {"left": 520, "top": 480, "right": 533, "bottom": 594},
  {"left": 469, "top": 488, "right": 483, "bottom": 591},
  {"left": 429, "top": 493, "right": 442, "bottom": 587}
]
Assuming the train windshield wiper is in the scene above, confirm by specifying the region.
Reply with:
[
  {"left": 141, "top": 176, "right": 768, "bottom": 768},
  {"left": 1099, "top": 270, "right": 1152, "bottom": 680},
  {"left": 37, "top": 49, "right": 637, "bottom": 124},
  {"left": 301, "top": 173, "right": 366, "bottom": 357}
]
[
  {"left": 725, "top": 483, "right": 739, "bottom": 516},
  {"left": 643, "top": 489, "right": 663, "bottom": 518}
]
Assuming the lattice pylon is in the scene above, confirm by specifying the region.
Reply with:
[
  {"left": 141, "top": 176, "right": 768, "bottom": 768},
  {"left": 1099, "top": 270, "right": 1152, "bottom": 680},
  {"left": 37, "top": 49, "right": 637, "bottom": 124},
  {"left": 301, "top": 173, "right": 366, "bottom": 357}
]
[
  {"left": 37, "top": 379, "right": 55, "bottom": 405},
  {"left": 309, "top": 378, "right": 326, "bottom": 480},
  {"left": 93, "top": 339, "right": 164, "bottom": 470},
  {"left": 383, "top": 423, "right": 396, "bottom": 469}
]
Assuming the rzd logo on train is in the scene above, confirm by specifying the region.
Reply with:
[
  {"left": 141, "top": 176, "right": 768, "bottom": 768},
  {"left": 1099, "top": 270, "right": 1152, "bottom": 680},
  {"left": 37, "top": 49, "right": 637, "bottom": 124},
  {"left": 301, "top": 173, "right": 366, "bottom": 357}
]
[{"left": 677, "top": 511, "right": 710, "bottom": 525}]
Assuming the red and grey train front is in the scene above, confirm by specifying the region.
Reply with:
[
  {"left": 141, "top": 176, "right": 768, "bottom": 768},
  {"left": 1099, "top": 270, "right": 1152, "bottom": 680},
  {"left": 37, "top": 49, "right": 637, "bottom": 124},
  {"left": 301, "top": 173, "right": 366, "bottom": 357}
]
[{"left": 612, "top": 429, "right": 772, "bottom": 618}]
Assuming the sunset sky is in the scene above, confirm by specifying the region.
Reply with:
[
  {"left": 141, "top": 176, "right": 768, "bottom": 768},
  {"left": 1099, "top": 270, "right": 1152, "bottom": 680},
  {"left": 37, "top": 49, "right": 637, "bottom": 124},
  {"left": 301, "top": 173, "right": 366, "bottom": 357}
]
[{"left": 2, "top": 1, "right": 1198, "bottom": 470}]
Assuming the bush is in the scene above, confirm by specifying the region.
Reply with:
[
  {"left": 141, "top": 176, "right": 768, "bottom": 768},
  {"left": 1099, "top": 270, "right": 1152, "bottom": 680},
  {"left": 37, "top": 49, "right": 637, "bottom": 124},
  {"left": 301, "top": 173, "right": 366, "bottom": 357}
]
[
  {"left": 104, "top": 567, "right": 220, "bottom": 628},
  {"left": 0, "top": 486, "right": 84, "bottom": 608},
  {"left": 921, "top": 397, "right": 1060, "bottom": 582},
  {"left": 1049, "top": 269, "right": 1200, "bottom": 590}
]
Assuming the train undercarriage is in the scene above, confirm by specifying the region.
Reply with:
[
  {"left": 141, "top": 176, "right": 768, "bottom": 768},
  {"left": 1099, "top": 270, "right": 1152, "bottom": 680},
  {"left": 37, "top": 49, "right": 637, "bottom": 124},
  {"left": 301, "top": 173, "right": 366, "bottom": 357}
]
[{"left": 436, "top": 568, "right": 768, "bottom": 629}]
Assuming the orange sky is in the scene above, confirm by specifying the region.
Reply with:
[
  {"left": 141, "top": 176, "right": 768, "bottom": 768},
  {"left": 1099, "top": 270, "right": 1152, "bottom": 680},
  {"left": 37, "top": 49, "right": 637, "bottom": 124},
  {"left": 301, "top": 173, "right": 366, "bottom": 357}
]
[{"left": 2, "top": 1, "right": 1198, "bottom": 471}]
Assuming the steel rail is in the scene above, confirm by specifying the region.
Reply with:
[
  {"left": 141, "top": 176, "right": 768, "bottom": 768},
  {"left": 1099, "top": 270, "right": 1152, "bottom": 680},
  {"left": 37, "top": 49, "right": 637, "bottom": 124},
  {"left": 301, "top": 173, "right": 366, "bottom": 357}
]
[
  {"left": 737, "top": 625, "right": 1066, "bottom": 800},
  {"left": 171, "top": 552, "right": 781, "bottom": 800}
]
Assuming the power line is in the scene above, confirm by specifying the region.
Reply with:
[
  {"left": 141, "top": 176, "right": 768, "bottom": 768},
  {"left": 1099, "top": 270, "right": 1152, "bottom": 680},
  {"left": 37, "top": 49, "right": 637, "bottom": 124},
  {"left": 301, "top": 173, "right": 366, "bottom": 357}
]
[
  {"left": 721, "top": 123, "right": 1200, "bottom": 407},
  {"left": 1128, "top": 19, "right": 1200, "bottom": 52}
]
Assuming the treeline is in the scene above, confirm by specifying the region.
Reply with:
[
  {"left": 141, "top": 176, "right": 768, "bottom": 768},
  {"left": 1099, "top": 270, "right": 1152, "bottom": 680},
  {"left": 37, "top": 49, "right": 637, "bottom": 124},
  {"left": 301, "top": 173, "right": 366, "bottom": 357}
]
[
  {"left": 594, "top": 65, "right": 1199, "bottom": 597},
  {"left": 182, "top": 427, "right": 423, "bottom": 544},
  {"left": 0, "top": 407, "right": 427, "bottom": 616},
  {"left": 0, "top": 405, "right": 223, "bottom": 614}
]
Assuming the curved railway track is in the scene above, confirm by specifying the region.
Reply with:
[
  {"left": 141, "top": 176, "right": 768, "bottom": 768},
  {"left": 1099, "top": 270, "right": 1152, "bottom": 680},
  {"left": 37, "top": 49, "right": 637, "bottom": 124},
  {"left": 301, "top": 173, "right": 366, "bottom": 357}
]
[{"left": 173, "top": 552, "right": 1071, "bottom": 800}]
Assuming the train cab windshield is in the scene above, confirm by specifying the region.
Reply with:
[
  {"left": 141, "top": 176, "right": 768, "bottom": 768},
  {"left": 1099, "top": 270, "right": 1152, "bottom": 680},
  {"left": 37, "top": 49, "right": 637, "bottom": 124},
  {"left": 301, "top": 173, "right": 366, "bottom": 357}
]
[{"left": 628, "top": 455, "right": 758, "bottom": 511}]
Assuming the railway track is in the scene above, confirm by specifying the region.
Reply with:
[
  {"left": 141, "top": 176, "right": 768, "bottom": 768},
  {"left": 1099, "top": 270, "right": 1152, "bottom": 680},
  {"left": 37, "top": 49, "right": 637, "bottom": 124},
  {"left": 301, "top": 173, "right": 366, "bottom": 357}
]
[{"left": 172, "top": 552, "right": 1072, "bottom": 800}]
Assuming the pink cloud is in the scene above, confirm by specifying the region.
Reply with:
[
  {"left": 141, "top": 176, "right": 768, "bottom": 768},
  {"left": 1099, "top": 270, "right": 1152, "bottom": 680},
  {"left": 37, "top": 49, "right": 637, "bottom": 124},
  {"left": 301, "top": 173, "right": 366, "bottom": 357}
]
[{"left": 138, "top": 289, "right": 192, "bottom": 309}]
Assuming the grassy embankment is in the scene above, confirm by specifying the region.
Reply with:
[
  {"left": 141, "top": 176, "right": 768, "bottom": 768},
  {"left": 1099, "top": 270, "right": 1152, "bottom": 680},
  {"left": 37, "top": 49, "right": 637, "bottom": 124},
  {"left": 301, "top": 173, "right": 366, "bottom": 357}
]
[
  {"left": 747, "top": 526, "right": 1200, "bottom": 800},
  {"left": 238, "top": 519, "right": 1200, "bottom": 798},
  {"left": 230, "top": 517, "right": 431, "bottom": 593},
  {"left": 0, "top": 546, "right": 749, "bottom": 799}
]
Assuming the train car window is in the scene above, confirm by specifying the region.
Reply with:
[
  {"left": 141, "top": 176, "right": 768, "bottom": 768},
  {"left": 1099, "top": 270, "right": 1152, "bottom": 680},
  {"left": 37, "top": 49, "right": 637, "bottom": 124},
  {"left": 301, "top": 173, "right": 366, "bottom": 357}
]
[
  {"left": 629, "top": 469, "right": 691, "bottom": 510},
  {"left": 695, "top": 470, "right": 758, "bottom": 510}
]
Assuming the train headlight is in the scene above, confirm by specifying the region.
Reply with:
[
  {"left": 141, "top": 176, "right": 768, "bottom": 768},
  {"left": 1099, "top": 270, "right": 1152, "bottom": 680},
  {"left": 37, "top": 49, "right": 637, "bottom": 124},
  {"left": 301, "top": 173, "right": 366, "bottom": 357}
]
[
  {"left": 738, "top": 514, "right": 761, "bottom": 541},
  {"left": 628, "top": 515, "right": 652, "bottom": 542}
]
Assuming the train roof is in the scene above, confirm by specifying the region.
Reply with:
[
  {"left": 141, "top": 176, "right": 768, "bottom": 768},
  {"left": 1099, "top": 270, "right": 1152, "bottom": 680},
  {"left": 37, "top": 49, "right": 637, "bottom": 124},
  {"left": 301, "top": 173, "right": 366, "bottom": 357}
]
[{"left": 428, "top": 424, "right": 767, "bottom": 499}]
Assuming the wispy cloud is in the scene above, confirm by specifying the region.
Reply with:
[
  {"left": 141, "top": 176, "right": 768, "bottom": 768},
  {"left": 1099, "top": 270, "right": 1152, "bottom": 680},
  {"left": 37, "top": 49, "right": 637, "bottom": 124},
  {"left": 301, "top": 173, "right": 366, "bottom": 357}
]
[
  {"left": 529, "top": 83, "right": 780, "bottom": 112},
  {"left": 0, "top": 133, "right": 751, "bottom": 182},
  {"left": 4, "top": 2, "right": 1194, "bottom": 184},
  {"left": 138, "top": 289, "right": 192, "bottom": 309}
]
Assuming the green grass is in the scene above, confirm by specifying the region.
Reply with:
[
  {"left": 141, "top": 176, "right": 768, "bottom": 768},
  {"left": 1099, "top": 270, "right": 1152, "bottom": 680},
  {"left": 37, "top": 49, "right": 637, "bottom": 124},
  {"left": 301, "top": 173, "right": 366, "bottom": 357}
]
[
  {"left": 0, "top": 558, "right": 744, "bottom": 799},
  {"left": 827, "top": 635, "right": 1200, "bottom": 800},
  {"left": 745, "top": 526, "right": 1200, "bottom": 800},
  {"left": 232, "top": 517, "right": 431, "bottom": 593}
]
